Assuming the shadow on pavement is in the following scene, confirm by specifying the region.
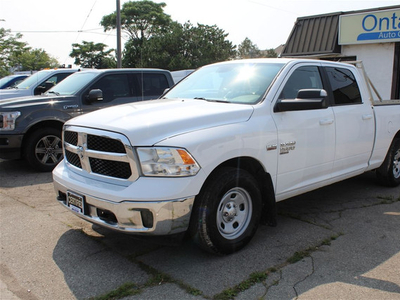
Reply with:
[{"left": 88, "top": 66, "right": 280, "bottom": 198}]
[{"left": 0, "top": 159, "right": 53, "bottom": 187}]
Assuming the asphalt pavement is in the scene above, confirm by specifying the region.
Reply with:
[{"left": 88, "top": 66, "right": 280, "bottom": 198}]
[{"left": 1, "top": 158, "right": 399, "bottom": 300}]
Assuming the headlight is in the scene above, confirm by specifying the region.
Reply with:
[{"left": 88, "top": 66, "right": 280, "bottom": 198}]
[
  {"left": 0, "top": 111, "right": 21, "bottom": 131},
  {"left": 137, "top": 147, "right": 200, "bottom": 177}
]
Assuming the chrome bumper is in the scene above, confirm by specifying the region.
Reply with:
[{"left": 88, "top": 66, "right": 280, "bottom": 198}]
[{"left": 54, "top": 180, "right": 195, "bottom": 235}]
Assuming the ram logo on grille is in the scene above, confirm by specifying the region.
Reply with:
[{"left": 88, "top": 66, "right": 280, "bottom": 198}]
[{"left": 63, "top": 126, "right": 139, "bottom": 181}]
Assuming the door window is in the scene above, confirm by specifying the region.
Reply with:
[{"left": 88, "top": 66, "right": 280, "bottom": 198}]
[
  {"left": 89, "top": 74, "right": 132, "bottom": 102},
  {"left": 280, "top": 66, "right": 323, "bottom": 99}
]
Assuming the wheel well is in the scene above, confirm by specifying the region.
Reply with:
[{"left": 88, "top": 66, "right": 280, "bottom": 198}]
[
  {"left": 21, "top": 120, "right": 64, "bottom": 157},
  {"left": 210, "top": 157, "right": 277, "bottom": 226}
]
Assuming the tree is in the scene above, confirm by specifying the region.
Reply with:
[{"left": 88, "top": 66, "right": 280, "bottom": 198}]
[
  {"left": 101, "top": 0, "right": 171, "bottom": 42},
  {"left": 17, "top": 49, "right": 59, "bottom": 71},
  {"left": 181, "top": 22, "right": 236, "bottom": 68},
  {"left": 102, "top": 1, "right": 235, "bottom": 70},
  {"left": 125, "top": 21, "right": 236, "bottom": 70},
  {"left": 237, "top": 37, "right": 261, "bottom": 59},
  {"left": 0, "top": 28, "right": 29, "bottom": 76},
  {"left": 237, "top": 38, "right": 278, "bottom": 59},
  {"left": 1, "top": 27, "right": 60, "bottom": 77},
  {"left": 262, "top": 48, "right": 278, "bottom": 58},
  {"left": 70, "top": 41, "right": 116, "bottom": 68},
  {"left": 127, "top": 21, "right": 188, "bottom": 69}
]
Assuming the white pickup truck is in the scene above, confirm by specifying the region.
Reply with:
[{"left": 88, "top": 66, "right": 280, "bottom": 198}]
[{"left": 53, "top": 59, "right": 400, "bottom": 254}]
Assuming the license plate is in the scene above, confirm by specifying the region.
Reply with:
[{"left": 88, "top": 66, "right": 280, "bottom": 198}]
[{"left": 67, "top": 191, "right": 85, "bottom": 214}]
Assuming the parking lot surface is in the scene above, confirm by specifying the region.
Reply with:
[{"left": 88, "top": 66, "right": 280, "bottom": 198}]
[{"left": 1, "top": 158, "right": 399, "bottom": 299}]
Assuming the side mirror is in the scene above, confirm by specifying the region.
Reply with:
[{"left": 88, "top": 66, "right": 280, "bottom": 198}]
[
  {"left": 274, "top": 89, "right": 328, "bottom": 112},
  {"left": 297, "top": 89, "right": 327, "bottom": 99},
  {"left": 88, "top": 89, "right": 103, "bottom": 102}
]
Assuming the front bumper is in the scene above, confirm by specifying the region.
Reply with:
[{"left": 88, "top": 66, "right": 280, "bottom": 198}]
[
  {"left": 53, "top": 162, "right": 198, "bottom": 235},
  {"left": 54, "top": 179, "right": 195, "bottom": 235},
  {"left": 0, "top": 134, "right": 23, "bottom": 159}
]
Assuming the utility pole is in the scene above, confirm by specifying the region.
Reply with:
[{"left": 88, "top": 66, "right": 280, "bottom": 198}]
[{"left": 116, "top": 0, "right": 122, "bottom": 68}]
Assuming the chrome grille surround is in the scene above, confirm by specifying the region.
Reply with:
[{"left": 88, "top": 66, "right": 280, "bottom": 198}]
[{"left": 63, "top": 125, "right": 139, "bottom": 183}]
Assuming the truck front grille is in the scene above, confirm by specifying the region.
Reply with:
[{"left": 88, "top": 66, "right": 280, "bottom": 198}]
[
  {"left": 87, "top": 135, "right": 126, "bottom": 153},
  {"left": 89, "top": 157, "right": 131, "bottom": 179},
  {"left": 65, "top": 150, "right": 81, "bottom": 168},
  {"left": 63, "top": 126, "right": 139, "bottom": 182}
]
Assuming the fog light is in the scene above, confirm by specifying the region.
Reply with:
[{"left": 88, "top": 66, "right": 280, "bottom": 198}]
[{"left": 140, "top": 210, "right": 154, "bottom": 228}]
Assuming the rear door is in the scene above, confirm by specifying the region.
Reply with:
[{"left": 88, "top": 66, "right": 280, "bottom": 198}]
[{"left": 324, "top": 65, "right": 375, "bottom": 177}]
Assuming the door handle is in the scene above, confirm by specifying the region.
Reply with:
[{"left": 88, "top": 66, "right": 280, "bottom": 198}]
[
  {"left": 319, "top": 119, "right": 334, "bottom": 125},
  {"left": 362, "top": 114, "right": 373, "bottom": 120}
]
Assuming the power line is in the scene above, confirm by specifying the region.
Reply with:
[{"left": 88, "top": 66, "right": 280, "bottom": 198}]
[
  {"left": 69, "top": 0, "right": 98, "bottom": 65},
  {"left": 12, "top": 29, "right": 111, "bottom": 35}
]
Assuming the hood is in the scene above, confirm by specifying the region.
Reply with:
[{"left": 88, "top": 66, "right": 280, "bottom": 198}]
[
  {"left": 0, "top": 94, "right": 75, "bottom": 110},
  {"left": 0, "top": 88, "right": 30, "bottom": 100},
  {"left": 67, "top": 98, "right": 254, "bottom": 145}
]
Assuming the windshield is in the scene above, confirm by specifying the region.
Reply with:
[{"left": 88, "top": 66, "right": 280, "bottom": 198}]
[
  {"left": 0, "top": 76, "right": 16, "bottom": 87},
  {"left": 0, "top": 77, "right": 7, "bottom": 86},
  {"left": 15, "top": 71, "right": 51, "bottom": 89},
  {"left": 165, "top": 62, "right": 284, "bottom": 104},
  {"left": 46, "top": 71, "right": 98, "bottom": 96}
]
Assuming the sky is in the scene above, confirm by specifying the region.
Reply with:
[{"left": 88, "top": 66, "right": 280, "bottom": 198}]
[{"left": 0, "top": 0, "right": 398, "bottom": 67}]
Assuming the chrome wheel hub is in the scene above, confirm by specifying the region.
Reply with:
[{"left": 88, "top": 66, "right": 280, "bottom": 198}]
[
  {"left": 393, "top": 149, "right": 400, "bottom": 179},
  {"left": 35, "top": 135, "right": 63, "bottom": 165},
  {"left": 216, "top": 187, "right": 253, "bottom": 240}
]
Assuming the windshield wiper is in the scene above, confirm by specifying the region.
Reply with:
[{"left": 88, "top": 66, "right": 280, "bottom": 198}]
[
  {"left": 46, "top": 90, "right": 60, "bottom": 96},
  {"left": 194, "top": 97, "right": 229, "bottom": 103}
]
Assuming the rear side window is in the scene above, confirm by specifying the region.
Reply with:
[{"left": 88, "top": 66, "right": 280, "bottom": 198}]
[
  {"left": 139, "top": 73, "right": 170, "bottom": 98},
  {"left": 325, "top": 67, "right": 361, "bottom": 105}
]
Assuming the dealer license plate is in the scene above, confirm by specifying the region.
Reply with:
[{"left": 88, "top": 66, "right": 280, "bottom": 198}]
[{"left": 67, "top": 191, "right": 85, "bottom": 214}]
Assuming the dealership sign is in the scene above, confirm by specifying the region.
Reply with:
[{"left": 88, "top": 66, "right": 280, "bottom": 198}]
[{"left": 339, "top": 8, "right": 400, "bottom": 45}]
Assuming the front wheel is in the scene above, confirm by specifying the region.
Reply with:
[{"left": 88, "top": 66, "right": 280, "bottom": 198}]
[
  {"left": 376, "top": 138, "right": 400, "bottom": 187},
  {"left": 25, "top": 127, "right": 63, "bottom": 172},
  {"left": 190, "top": 167, "right": 262, "bottom": 254}
]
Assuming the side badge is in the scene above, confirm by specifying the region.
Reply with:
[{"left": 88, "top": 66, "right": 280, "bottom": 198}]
[
  {"left": 64, "top": 105, "right": 79, "bottom": 110},
  {"left": 280, "top": 141, "right": 296, "bottom": 155}
]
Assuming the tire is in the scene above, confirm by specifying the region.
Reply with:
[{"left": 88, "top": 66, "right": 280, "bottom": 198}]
[
  {"left": 376, "top": 138, "right": 400, "bottom": 187},
  {"left": 190, "top": 167, "right": 262, "bottom": 254},
  {"left": 25, "top": 127, "right": 63, "bottom": 172}
]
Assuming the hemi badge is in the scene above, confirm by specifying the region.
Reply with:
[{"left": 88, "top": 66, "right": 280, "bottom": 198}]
[{"left": 266, "top": 145, "right": 277, "bottom": 151}]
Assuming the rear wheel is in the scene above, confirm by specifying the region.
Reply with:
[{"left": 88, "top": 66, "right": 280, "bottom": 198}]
[
  {"left": 190, "top": 167, "right": 262, "bottom": 254},
  {"left": 25, "top": 127, "right": 63, "bottom": 172},
  {"left": 376, "top": 138, "right": 400, "bottom": 187}
]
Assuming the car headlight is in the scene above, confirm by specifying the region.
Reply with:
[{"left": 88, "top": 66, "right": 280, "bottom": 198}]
[
  {"left": 137, "top": 147, "right": 200, "bottom": 177},
  {"left": 0, "top": 111, "right": 21, "bottom": 131}
]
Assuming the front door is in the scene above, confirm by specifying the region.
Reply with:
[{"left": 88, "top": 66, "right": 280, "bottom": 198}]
[{"left": 272, "top": 64, "right": 336, "bottom": 199}]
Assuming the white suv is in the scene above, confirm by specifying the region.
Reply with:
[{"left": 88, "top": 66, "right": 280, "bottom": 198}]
[{"left": 0, "top": 68, "right": 78, "bottom": 100}]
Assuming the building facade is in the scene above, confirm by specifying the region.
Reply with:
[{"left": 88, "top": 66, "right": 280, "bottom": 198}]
[{"left": 281, "top": 5, "right": 400, "bottom": 100}]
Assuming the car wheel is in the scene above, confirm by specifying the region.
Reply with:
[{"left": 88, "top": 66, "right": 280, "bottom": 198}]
[
  {"left": 376, "top": 138, "right": 400, "bottom": 187},
  {"left": 25, "top": 127, "right": 63, "bottom": 172},
  {"left": 190, "top": 167, "right": 262, "bottom": 254}
]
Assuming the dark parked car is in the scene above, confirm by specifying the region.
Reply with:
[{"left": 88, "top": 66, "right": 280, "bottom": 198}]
[{"left": 0, "top": 68, "right": 175, "bottom": 171}]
